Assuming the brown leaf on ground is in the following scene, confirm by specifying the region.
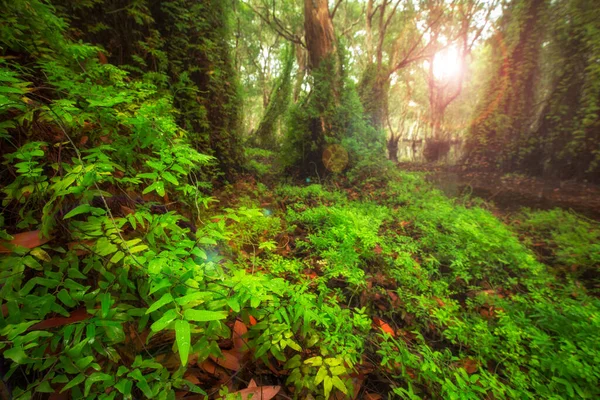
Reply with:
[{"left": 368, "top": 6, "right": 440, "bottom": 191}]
[
  {"left": 183, "top": 371, "right": 202, "bottom": 386},
  {"left": 233, "top": 319, "right": 248, "bottom": 352},
  {"left": 30, "top": 308, "right": 90, "bottom": 330},
  {"left": 372, "top": 317, "right": 395, "bottom": 337},
  {"left": 228, "top": 386, "right": 280, "bottom": 400},
  {"left": 0, "top": 230, "right": 52, "bottom": 253},
  {"left": 248, "top": 379, "right": 257, "bottom": 388},
  {"left": 387, "top": 290, "right": 402, "bottom": 308},
  {"left": 210, "top": 349, "right": 241, "bottom": 371},
  {"left": 156, "top": 353, "right": 181, "bottom": 370},
  {"left": 352, "top": 376, "right": 363, "bottom": 399},
  {"left": 433, "top": 296, "right": 446, "bottom": 307},
  {"left": 462, "top": 358, "right": 479, "bottom": 374},
  {"left": 198, "top": 359, "right": 229, "bottom": 383},
  {"left": 249, "top": 315, "right": 257, "bottom": 326},
  {"left": 365, "top": 393, "right": 383, "bottom": 400},
  {"left": 199, "top": 359, "right": 218, "bottom": 375}
]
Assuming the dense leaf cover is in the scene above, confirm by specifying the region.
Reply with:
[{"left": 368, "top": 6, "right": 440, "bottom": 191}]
[{"left": 0, "top": 1, "right": 599, "bottom": 399}]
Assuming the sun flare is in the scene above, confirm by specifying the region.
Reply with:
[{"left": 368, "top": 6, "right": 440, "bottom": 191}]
[{"left": 432, "top": 45, "right": 462, "bottom": 81}]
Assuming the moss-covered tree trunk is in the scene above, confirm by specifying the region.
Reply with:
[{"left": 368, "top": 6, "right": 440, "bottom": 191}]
[
  {"left": 301, "top": 0, "right": 340, "bottom": 175},
  {"left": 466, "top": 0, "right": 546, "bottom": 173},
  {"left": 304, "top": 0, "right": 336, "bottom": 71},
  {"left": 358, "top": 63, "right": 390, "bottom": 131}
]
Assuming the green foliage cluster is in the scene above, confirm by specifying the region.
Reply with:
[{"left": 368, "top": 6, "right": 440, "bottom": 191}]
[
  {"left": 466, "top": 0, "right": 546, "bottom": 173},
  {"left": 55, "top": 0, "right": 244, "bottom": 177},
  {"left": 243, "top": 147, "right": 276, "bottom": 178},
  {"left": 281, "top": 173, "right": 600, "bottom": 399},
  {"left": 514, "top": 209, "right": 600, "bottom": 285}
]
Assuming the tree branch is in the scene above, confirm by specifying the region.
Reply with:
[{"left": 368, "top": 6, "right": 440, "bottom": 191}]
[
  {"left": 247, "top": 2, "right": 306, "bottom": 47},
  {"left": 330, "top": 0, "right": 343, "bottom": 19}
]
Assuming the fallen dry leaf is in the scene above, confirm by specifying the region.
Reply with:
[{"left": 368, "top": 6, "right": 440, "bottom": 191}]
[
  {"left": 433, "top": 296, "right": 446, "bottom": 307},
  {"left": 228, "top": 386, "right": 280, "bottom": 400},
  {"left": 0, "top": 230, "right": 52, "bottom": 253},
  {"left": 233, "top": 319, "right": 248, "bottom": 352},
  {"left": 249, "top": 315, "right": 257, "bottom": 326},
  {"left": 210, "top": 349, "right": 241, "bottom": 371},
  {"left": 352, "top": 376, "right": 363, "bottom": 400},
  {"left": 462, "top": 358, "right": 478, "bottom": 374},
  {"left": 372, "top": 317, "right": 395, "bottom": 337},
  {"left": 374, "top": 244, "right": 383, "bottom": 254},
  {"left": 30, "top": 308, "right": 90, "bottom": 330}
]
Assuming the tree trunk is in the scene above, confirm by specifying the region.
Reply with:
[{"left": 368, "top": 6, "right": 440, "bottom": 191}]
[
  {"left": 304, "top": 0, "right": 336, "bottom": 70},
  {"left": 387, "top": 135, "right": 400, "bottom": 162},
  {"left": 300, "top": 0, "right": 340, "bottom": 176},
  {"left": 293, "top": 43, "right": 307, "bottom": 102},
  {"left": 358, "top": 63, "right": 390, "bottom": 130}
]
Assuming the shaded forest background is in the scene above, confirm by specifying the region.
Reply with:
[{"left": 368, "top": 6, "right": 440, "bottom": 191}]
[{"left": 15, "top": 0, "right": 596, "bottom": 183}]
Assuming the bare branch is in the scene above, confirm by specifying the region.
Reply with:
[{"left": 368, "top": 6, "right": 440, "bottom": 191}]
[
  {"left": 330, "top": 0, "right": 343, "bottom": 19},
  {"left": 388, "top": 7, "right": 445, "bottom": 76},
  {"left": 247, "top": 2, "right": 306, "bottom": 47}
]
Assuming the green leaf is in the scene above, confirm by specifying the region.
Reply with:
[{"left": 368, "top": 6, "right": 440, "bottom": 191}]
[
  {"left": 175, "top": 320, "right": 191, "bottom": 366},
  {"left": 255, "top": 340, "right": 271, "bottom": 359},
  {"left": 137, "top": 172, "right": 158, "bottom": 179},
  {"left": 176, "top": 291, "right": 212, "bottom": 306},
  {"left": 314, "top": 366, "right": 327, "bottom": 386},
  {"left": 162, "top": 171, "right": 179, "bottom": 186},
  {"left": 304, "top": 356, "right": 323, "bottom": 366},
  {"left": 109, "top": 251, "right": 125, "bottom": 264},
  {"left": 61, "top": 373, "right": 85, "bottom": 393},
  {"left": 101, "top": 293, "right": 112, "bottom": 318},
  {"left": 4, "top": 346, "right": 27, "bottom": 364},
  {"left": 57, "top": 289, "right": 77, "bottom": 308},
  {"left": 30, "top": 248, "right": 52, "bottom": 262},
  {"left": 37, "top": 381, "right": 54, "bottom": 393},
  {"left": 150, "top": 309, "right": 178, "bottom": 332},
  {"left": 183, "top": 309, "right": 227, "bottom": 322},
  {"left": 64, "top": 204, "right": 106, "bottom": 219},
  {"left": 146, "top": 293, "right": 174, "bottom": 314},
  {"left": 227, "top": 298, "right": 240, "bottom": 313},
  {"left": 322, "top": 375, "right": 334, "bottom": 398},
  {"left": 143, "top": 181, "right": 165, "bottom": 197},
  {"left": 75, "top": 356, "right": 94, "bottom": 369},
  {"left": 129, "top": 244, "right": 148, "bottom": 254},
  {"left": 325, "top": 358, "right": 341, "bottom": 366},
  {"left": 332, "top": 376, "right": 348, "bottom": 394},
  {"left": 330, "top": 365, "right": 346, "bottom": 376},
  {"left": 85, "top": 373, "right": 113, "bottom": 396},
  {"left": 130, "top": 369, "right": 153, "bottom": 398},
  {"left": 115, "top": 379, "right": 133, "bottom": 396}
]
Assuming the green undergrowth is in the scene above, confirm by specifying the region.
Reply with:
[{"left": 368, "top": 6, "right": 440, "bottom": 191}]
[
  {"left": 512, "top": 209, "right": 600, "bottom": 289},
  {"left": 274, "top": 176, "right": 600, "bottom": 399},
  {"left": 1, "top": 2, "right": 599, "bottom": 399}
]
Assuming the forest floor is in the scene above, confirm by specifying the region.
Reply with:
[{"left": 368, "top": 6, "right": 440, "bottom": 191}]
[
  {"left": 1, "top": 163, "right": 599, "bottom": 399},
  {"left": 182, "top": 165, "right": 599, "bottom": 399},
  {"left": 397, "top": 162, "right": 600, "bottom": 221}
]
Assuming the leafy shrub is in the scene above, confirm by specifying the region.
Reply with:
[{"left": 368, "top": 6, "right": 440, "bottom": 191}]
[{"left": 515, "top": 209, "right": 600, "bottom": 284}]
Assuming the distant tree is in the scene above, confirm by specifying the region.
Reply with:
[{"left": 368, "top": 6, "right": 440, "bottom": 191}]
[{"left": 466, "top": 0, "right": 548, "bottom": 173}]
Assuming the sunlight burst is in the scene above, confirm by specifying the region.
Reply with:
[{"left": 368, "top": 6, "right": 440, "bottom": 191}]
[{"left": 432, "top": 45, "right": 462, "bottom": 81}]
